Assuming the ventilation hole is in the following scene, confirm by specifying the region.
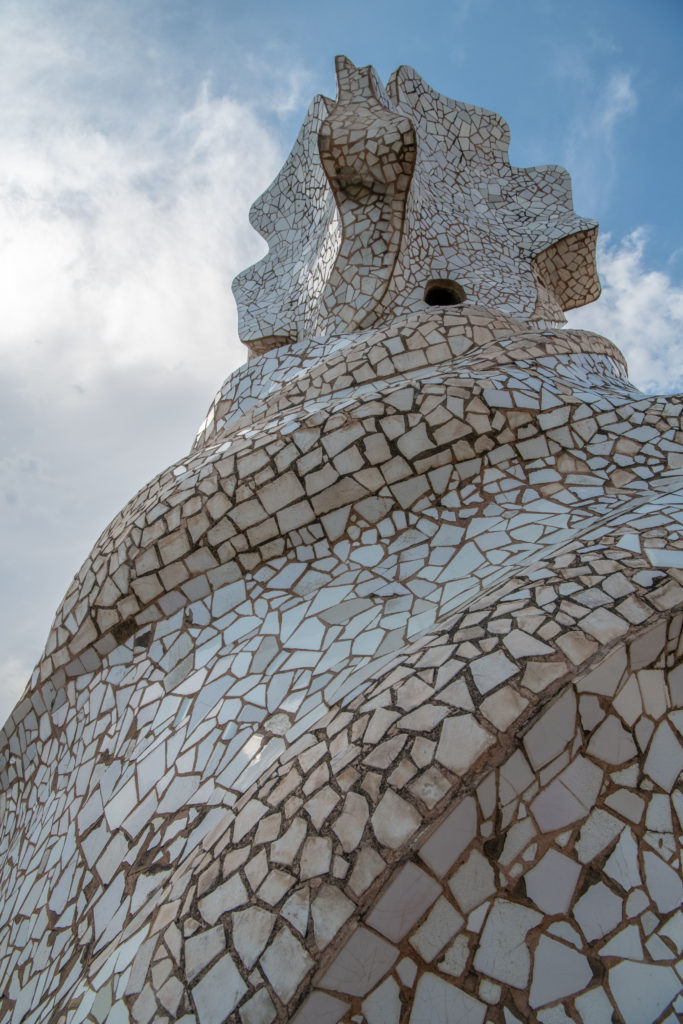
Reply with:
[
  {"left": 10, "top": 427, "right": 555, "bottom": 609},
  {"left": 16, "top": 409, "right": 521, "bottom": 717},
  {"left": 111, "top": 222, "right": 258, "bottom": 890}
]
[{"left": 424, "top": 279, "right": 466, "bottom": 306}]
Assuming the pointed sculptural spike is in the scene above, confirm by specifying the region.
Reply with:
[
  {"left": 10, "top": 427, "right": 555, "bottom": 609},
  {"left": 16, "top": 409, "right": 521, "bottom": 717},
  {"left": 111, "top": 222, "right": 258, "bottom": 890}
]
[
  {"left": 334, "top": 54, "right": 355, "bottom": 74},
  {"left": 333, "top": 54, "right": 387, "bottom": 106},
  {"left": 318, "top": 56, "right": 416, "bottom": 333}
]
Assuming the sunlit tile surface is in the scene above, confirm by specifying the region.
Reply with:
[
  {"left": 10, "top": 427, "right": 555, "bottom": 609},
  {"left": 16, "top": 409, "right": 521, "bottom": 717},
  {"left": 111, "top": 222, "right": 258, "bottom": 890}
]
[{"left": 0, "top": 56, "right": 681, "bottom": 1024}]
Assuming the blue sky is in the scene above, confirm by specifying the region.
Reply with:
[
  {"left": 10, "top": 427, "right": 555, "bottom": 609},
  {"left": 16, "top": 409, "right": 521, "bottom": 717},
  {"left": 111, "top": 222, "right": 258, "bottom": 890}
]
[{"left": 1, "top": 0, "right": 682, "bottom": 722}]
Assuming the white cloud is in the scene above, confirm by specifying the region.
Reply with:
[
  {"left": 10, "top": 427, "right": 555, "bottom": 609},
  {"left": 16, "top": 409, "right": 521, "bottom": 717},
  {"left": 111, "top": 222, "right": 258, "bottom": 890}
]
[
  {"left": 0, "top": 1, "right": 295, "bottom": 724},
  {"left": 0, "top": 81, "right": 277, "bottom": 383},
  {"left": 567, "top": 229, "right": 683, "bottom": 394},
  {"left": 564, "top": 69, "right": 637, "bottom": 214},
  {"left": 598, "top": 71, "right": 638, "bottom": 133}
]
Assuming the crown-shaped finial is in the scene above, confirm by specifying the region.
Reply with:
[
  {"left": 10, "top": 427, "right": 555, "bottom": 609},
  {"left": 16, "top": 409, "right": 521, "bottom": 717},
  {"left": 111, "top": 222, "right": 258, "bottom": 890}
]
[{"left": 233, "top": 59, "right": 600, "bottom": 356}]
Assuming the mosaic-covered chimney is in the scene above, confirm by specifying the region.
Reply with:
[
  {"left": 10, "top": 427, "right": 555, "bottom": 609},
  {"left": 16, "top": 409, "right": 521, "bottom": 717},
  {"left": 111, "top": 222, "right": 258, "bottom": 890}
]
[
  {"left": 233, "top": 55, "right": 601, "bottom": 354},
  {"left": 0, "top": 56, "right": 681, "bottom": 1024}
]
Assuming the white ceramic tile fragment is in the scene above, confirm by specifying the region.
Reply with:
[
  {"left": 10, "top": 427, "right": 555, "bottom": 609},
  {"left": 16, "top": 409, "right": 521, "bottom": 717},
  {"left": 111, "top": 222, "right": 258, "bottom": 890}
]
[
  {"left": 587, "top": 715, "right": 638, "bottom": 765},
  {"left": 436, "top": 716, "right": 495, "bottom": 774},
  {"left": 470, "top": 652, "right": 517, "bottom": 695},
  {"left": 604, "top": 827, "right": 641, "bottom": 890},
  {"left": 608, "top": 961, "right": 681, "bottom": 1024},
  {"left": 311, "top": 885, "right": 354, "bottom": 949},
  {"left": 529, "top": 935, "right": 592, "bottom": 1008},
  {"left": 524, "top": 849, "right": 581, "bottom": 914},
  {"left": 449, "top": 850, "right": 496, "bottom": 914},
  {"left": 418, "top": 796, "right": 477, "bottom": 877},
  {"left": 185, "top": 926, "right": 226, "bottom": 982},
  {"left": 259, "top": 927, "right": 313, "bottom": 1003},
  {"left": 318, "top": 927, "right": 398, "bottom": 997},
  {"left": 644, "top": 721, "right": 683, "bottom": 792},
  {"left": 409, "top": 897, "right": 464, "bottom": 962},
  {"left": 362, "top": 976, "right": 402, "bottom": 1024},
  {"left": 231, "top": 908, "right": 275, "bottom": 969},
  {"left": 366, "top": 862, "right": 441, "bottom": 943},
  {"left": 643, "top": 850, "right": 683, "bottom": 913},
  {"left": 409, "top": 973, "right": 486, "bottom": 1024},
  {"left": 240, "top": 987, "right": 277, "bottom": 1024},
  {"left": 574, "top": 985, "right": 616, "bottom": 1024},
  {"left": 531, "top": 754, "right": 603, "bottom": 831},
  {"left": 191, "top": 954, "right": 247, "bottom": 1024},
  {"left": 523, "top": 689, "right": 576, "bottom": 770},
  {"left": 289, "top": 992, "right": 349, "bottom": 1024},
  {"left": 371, "top": 790, "right": 421, "bottom": 849},
  {"left": 198, "top": 875, "right": 248, "bottom": 925},
  {"left": 473, "top": 899, "right": 542, "bottom": 987}
]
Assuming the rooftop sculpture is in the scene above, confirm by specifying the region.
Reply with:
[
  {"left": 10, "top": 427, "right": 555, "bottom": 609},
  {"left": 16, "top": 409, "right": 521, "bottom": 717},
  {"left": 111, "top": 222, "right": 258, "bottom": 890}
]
[
  {"left": 0, "top": 57, "right": 681, "bottom": 1024},
  {"left": 233, "top": 56, "right": 600, "bottom": 353}
]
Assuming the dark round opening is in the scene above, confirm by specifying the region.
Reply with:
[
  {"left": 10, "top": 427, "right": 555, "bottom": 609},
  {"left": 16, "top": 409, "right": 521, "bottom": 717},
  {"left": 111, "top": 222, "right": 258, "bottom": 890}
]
[{"left": 424, "top": 279, "right": 466, "bottom": 306}]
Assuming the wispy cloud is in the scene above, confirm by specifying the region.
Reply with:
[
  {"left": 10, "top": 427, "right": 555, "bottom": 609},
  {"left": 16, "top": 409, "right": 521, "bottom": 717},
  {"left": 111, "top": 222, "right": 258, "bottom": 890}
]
[
  {"left": 567, "top": 229, "right": 683, "bottom": 395},
  {"left": 600, "top": 71, "right": 637, "bottom": 127},
  {"left": 241, "top": 52, "right": 314, "bottom": 115},
  {"left": 564, "top": 68, "right": 637, "bottom": 213}
]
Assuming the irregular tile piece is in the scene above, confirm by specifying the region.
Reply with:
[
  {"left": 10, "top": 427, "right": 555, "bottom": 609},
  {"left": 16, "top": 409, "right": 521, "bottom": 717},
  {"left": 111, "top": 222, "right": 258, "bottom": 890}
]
[
  {"left": 371, "top": 790, "right": 421, "bottom": 849},
  {"left": 600, "top": 924, "right": 644, "bottom": 960},
  {"left": 587, "top": 715, "right": 638, "bottom": 766},
  {"left": 311, "top": 885, "right": 354, "bottom": 949},
  {"left": 523, "top": 689, "right": 576, "bottom": 770},
  {"left": 198, "top": 875, "right": 248, "bottom": 925},
  {"left": 318, "top": 927, "right": 398, "bottom": 997},
  {"left": 300, "top": 837, "right": 332, "bottom": 880},
  {"left": 575, "top": 808, "right": 624, "bottom": 864},
  {"left": 231, "top": 908, "right": 275, "bottom": 969},
  {"left": 409, "top": 973, "right": 486, "bottom": 1024},
  {"left": 240, "top": 988, "right": 277, "bottom": 1024},
  {"left": 281, "top": 888, "right": 310, "bottom": 936},
  {"left": 332, "top": 792, "right": 369, "bottom": 852},
  {"left": 524, "top": 849, "right": 581, "bottom": 914},
  {"left": 604, "top": 828, "right": 642, "bottom": 890},
  {"left": 192, "top": 954, "right": 247, "bottom": 1024},
  {"left": 448, "top": 849, "right": 496, "bottom": 914},
  {"left": 409, "top": 897, "right": 464, "bottom": 962},
  {"left": 643, "top": 851, "right": 683, "bottom": 913},
  {"left": 644, "top": 721, "right": 683, "bottom": 792},
  {"left": 436, "top": 716, "right": 495, "bottom": 775},
  {"left": 258, "top": 869, "right": 296, "bottom": 906},
  {"left": 574, "top": 987, "right": 617, "bottom": 1024},
  {"left": 419, "top": 797, "right": 477, "bottom": 877},
  {"left": 473, "top": 899, "right": 542, "bottom": 988},
  {"left": 348, "top": 847, "right": 386, "bottom": 897},
  {"left": 260, "top": 927, "right": 313, "bottom": 1004},
  {"left": 290, "top": 992, "right": 350, "bottom": 1024},
  {"left": 608, "top": 962, "right": 682, "bottom": 1024},
  {"left": 185, "top": 926, "right": 226, "bottom": 982},
  {"left": 528, "top": 936, "right": 592, "bottom": 1008},
  {"left": 362, "top": 976, "right": 402, "bottom": 1024},
  {"left": 270, "top": 819, "right": 307, "bottom": 865},
  {"left": 366, "top": 862, "right": 441, "bottom": 941},
  {"left": 573, "top": 883, "right": 622, "bottom": 941},
  {"left": 470, "top": 652, "right": 517, "bottom": 694},
  {"left": 530, "top": 756, "right": 602, "bottom": 831}
]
